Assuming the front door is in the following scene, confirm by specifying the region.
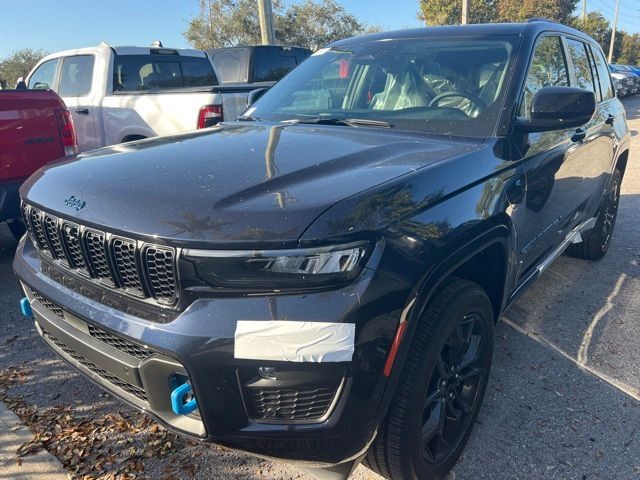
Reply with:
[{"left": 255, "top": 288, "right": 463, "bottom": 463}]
[
  {"left": 513, "top": 34, "right": 593, "bottom": 279},
  {"left": 58, "top": 55, "right": 99, "bottom": 152}
]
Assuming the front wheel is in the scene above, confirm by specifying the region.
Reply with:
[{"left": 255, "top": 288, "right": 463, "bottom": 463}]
[{"left": 365, "top": 278, "right": 494, "bottom": 480}]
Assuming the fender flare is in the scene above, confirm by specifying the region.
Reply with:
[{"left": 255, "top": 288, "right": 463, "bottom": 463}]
[{"left": 373, "top": 223, "right": 514, "bottom": 423}]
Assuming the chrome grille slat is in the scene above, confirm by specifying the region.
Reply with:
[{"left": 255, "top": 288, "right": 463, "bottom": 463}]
[{"left": 23, "top": 204, "right": 178, "bottom": 308}]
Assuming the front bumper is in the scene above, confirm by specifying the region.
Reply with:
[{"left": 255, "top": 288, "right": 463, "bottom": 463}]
[{"left": 13, "top": 237, "right": 409, "bottom": 465}]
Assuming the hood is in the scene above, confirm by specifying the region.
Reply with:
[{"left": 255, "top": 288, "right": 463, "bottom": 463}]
[{"left": 21, "top": 123, "right": 481, "bottom": 246}]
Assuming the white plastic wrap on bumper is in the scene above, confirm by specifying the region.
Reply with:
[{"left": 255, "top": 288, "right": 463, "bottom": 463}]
[{"left": 234, "top": 321, "right": 355, "bottom": 362}]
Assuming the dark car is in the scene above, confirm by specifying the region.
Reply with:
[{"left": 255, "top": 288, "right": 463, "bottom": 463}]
[
  {"left": 14, "top": 20, "right": 629, "bottom": 480},
  {"left": 207, "top": 45, "right": 311, "bottom": 84}
]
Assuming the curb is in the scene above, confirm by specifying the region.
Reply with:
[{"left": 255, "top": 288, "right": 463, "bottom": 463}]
[{"left": 0, "top": 400, "right": 68, "bottom": 479}]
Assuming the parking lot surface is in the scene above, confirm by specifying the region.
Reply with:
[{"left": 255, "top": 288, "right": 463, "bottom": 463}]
[{"left": 1, "top": 98, "right": 639, "bottom": 480}]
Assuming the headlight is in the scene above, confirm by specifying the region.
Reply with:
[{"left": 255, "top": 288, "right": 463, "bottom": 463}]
[{"left": 182, "top": 242, "right": 369, "bottom": 292}]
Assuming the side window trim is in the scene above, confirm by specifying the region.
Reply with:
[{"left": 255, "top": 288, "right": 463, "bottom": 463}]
[
  {"left": 559, "top": 36, "right": 578, "bottom": 88},
  {"left": 586, "top": 44, "right": 603, "bottom": 102}
]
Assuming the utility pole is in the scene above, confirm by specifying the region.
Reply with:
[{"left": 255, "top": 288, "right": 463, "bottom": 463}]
[
  {"left": 461, "top": 0, "right": 469, "bottom": 24},
  {"left": 608, "top": 0, "right": 620, "bottom": 63},
  {"left": 582, "top": 0, "right": 587, "bottom": 20},
  {"left": 258, "top": 0, "right": 276, "bottom": 45}
]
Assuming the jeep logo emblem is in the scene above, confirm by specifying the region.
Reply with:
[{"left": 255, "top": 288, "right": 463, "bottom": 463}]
[{"left": 64, "top": 195, "right": 86, "bottom": 211}]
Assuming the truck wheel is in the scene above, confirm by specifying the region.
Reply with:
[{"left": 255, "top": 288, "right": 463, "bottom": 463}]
[
  {"left": 7, "top": 219, "right": 26, "bottom": 240},
  {"left": 365, "top": 278, "right": 494, "bottom": 480},
  {"left": 567, "top": 169, "right": 621, "bottom": 261}
]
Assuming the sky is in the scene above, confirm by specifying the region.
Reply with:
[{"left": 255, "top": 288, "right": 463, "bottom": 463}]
[{"left": 0, "top": 0, "right": 638, "bottom": 58}]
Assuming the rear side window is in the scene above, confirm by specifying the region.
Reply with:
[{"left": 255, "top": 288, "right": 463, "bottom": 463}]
[
  {"left": 113, "top": 55, "right": 217, "bottom": 92},
  {"left": 565, "top": 38, "right": 597, "bottom": 93},
  {"left": 59, "top": 55, "right": 94, "bottom": 96},
  {"left": 210, "top": 48, "right": 250, "bottom": 83},
  {"left": 590, "top": 45, "right": 614, "bottom": 100},
  {"left": 28, "top": 59, "right": 59, "bottom": 90},
  {"left": 253, "top": 47, "right": 298, "bottom": 83},
  {"left": 181, "top": 57, "right": 217, "bottom": 86},
  {"left": 520, "top": 36, "right": 569, "bottom": 117}
]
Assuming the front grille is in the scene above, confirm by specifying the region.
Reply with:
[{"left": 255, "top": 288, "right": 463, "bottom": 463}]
[
  {"left": 41, "top": 328, "right": 148, "bottom": 402},
  {"left": 22, "top": 203, "right": 178, "bottom": 307},
  {"left": 87, "top": 324, "right": 152, "bottom": 360},
  {"left": 30, "top": 289, "right": 65, "bottom": 319},
  {"left": 248, "top": 386, "right": 337, "bottom": 421}
]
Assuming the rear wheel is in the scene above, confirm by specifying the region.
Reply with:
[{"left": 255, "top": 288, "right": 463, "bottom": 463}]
[
  {"left": 365, "top": 278, "right": 494, "bottom": 480},
  {"left": 567, "top": 169, "right": 621, "bottom": 261}
]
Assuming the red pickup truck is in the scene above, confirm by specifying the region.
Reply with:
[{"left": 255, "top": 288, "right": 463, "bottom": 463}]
[{"left": 0, "top": 89, "right": 77, "bottom": 238}]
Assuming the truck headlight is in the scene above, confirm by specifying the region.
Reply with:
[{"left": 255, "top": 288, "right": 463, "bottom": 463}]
[{"left": 182, "top": 242, "right": 369, "bottom": 292}]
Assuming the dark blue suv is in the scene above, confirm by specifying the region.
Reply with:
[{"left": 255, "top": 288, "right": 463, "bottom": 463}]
[{"left": 14, "top": 20, "right": 629, "bottom": 480}]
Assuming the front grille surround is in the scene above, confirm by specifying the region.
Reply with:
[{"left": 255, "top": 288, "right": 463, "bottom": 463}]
[{"left": 22, "top": 203, "right": 179, "bottom": 307}]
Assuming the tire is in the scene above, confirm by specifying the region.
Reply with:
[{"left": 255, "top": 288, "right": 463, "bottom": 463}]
[
  {"left": 567, "top": 169, "right": 621, "bottom": 261},
  {"left": 365, "top": 278, "right": 494, "bottom": 480},
  {"left": 6, "top": 219, "right": 26, "bottom": 240}
]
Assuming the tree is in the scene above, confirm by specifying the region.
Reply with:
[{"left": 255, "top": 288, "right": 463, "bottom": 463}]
[
  {"left": 280, "top": 0, "right": 378, "bottom": 51},
  {"left": 571, "top": 12, "right": 610, "bottom": 46},
  {"left": 418, "top": 0, "right": 577, "bottom": 26},
  {"left": 417, "top": 0, "right": 498, "bottom": 26},
  {"left": 184, "top": 0, "right": 377, "bottom": 51},
  {"left": 617, "top": 32, "right": 640, "bottom": 64},
  {"left": 0, "top": 48, "right": 47, "bottom": 89}
]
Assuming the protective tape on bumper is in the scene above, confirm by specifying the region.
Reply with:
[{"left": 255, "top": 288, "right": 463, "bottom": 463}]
[{"left": 234, "top": 321, "right": 355, "bottom": 362}]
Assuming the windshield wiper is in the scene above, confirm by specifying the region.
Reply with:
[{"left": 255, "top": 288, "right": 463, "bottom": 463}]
[
  {"left": 282, "top": 117, "right": 393, "bottom": 129},
  {"left": 237, "top": 115, "right": 260, "bottom": 121}
]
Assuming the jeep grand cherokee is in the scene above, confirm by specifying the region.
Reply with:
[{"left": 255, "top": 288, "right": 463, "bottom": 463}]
[{"left": 14, "top": 21, "right": 629, "bottom": 480}]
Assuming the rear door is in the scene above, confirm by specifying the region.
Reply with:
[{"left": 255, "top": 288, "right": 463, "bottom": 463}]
[
  {"left": 57, "top": 55, "right": 99, "bottom": 152},
  {"left": 563, "top": 37, "right": 613, "bottom": 218}
]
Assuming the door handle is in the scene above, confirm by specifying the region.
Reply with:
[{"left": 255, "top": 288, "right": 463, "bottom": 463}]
[
  {"left": 605, "top": 114, "right": 615, "bottom": 125},
  {"left": 75, "top": 108, "right": 89, "bottom": 115},
  {"left": 571, "top": 128, "right": 586, "bottom": 142}
]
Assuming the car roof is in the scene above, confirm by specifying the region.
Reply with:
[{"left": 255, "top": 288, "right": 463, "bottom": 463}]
[
  {"left": 330, "top": 20, "right": 596, "bottom": 47},
  {"left": 39, "top": 44, "right": 207, "bottom": 61}
]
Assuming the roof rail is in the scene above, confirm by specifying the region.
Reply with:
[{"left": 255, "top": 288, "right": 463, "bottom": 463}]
[{"left": 527, "top": 17, "right": 556, "bottom": 23}]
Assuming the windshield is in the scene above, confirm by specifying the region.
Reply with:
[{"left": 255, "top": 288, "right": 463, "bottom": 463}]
[{"left": 246, "top": 36, "right": 518, "bottom": 136}]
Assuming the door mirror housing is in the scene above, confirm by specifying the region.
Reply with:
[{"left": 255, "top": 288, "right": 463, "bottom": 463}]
[
  {"left": 515, "top": 86, "right": 596, "bottom": 133},
  {"left": 247, "top": 88, "right": 268, "bottom": 108}
]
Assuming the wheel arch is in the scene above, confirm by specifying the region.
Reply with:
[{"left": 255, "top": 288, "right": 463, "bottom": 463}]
[
  {"left": 615, "top": 148, "right": 629, "bottom": 180},
  {"left": 375, "top": 222, "right": 513, "bottom": 422}
]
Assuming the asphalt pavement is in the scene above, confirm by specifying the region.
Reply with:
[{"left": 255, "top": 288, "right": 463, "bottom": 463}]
[{"left": 0, "top": 98, "right": 639, "bottom": 480}]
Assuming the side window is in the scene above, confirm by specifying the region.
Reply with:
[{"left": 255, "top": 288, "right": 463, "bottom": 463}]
[
  {"left": 590, "top": 45, "right": 614, "bottom": 100},
  {"left": 254, "top": 47, "right": 298, "bottom": 82},
  {"left": 520, "top": 36, "right": 569, "bottom": 117},
  {"left": 180, "top": 57, "right": 218, "bottom": 87},
  {"left": 27, "top": 59, "right": 59, "bottom": 90},
  {"left": 565, "top": 38, "right": 597, "bottom": 93},
  {"left": 58, "top": 55, "right": 94, "bottom": 97},
  {"left": 113, "top": 55, "right": 184, "bottom": 91}
]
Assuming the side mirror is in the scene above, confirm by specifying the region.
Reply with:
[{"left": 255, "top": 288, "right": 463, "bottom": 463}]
[
  {"left": 247, "top": 88, "right": 268, "bottom": 108},
  {"left": 515, "top": 86, "right": 595, "bottom": 132},
  {"left": 15, "top": 77, "right": 27, "bottom": 90}
]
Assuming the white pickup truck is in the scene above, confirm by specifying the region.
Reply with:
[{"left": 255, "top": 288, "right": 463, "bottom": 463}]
[{"left": 25, "top": 43, "right": 256, "bottom": 152}]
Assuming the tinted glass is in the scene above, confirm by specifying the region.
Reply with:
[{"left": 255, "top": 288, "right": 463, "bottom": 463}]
[
  {"left": 520, "top": 36, "right": 568, "bottom": 117},
  {"left": 181, "top": 57, "right": 218, "bottom": 86},
  {"left": 28, "top": 59, "right": 59, "bottom": 90},
  {"left": 590, "top": 45, "right": 614, "bottom": 100},
  {"left": 253, "top": 47, "right": 298, "bottom": 82},
  {"left": 113, "top": 55, "right": 216, "bottom": 91},
  {"left": 210, "top": 48, "right": 250, "bottom": 83},
  {"left": 248, "top": 37, "right": 517, "bottom": 136},
  {"left": 58, "top": 55, "right": 94, "bottom": 96},
  {"left": 566, "top": 38, "right": 596, "bottom": 92}
]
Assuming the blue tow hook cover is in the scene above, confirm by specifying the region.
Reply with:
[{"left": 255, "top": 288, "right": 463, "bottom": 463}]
[
  {"left": 171, "top": 382, "right": 198, "bottom": 416},
  {"left": 20, "top": 297, "right": 33, "bottom": 317}
]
